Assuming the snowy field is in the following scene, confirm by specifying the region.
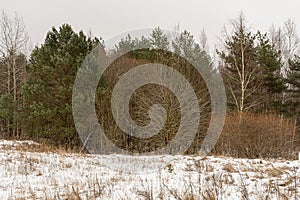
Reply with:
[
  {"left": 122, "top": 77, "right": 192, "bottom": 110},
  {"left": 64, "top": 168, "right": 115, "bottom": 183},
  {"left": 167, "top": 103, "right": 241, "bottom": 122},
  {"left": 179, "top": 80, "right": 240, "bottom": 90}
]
[{"left": 0, "top": 140, "right": 299, "bottom": 200}]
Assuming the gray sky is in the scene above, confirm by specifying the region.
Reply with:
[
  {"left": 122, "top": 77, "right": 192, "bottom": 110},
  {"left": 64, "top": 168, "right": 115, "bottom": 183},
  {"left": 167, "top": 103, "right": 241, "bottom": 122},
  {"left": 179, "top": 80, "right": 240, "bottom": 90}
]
[{"left": 1, "top": 0, "right": 300, "bottom": 49}]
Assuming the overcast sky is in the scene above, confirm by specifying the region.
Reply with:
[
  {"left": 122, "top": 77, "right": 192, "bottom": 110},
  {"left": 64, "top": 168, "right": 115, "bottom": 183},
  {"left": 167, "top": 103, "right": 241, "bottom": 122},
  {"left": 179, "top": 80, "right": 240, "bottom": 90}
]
[{"left": 1, "top": 0, "right": 300, "bottom": 49}]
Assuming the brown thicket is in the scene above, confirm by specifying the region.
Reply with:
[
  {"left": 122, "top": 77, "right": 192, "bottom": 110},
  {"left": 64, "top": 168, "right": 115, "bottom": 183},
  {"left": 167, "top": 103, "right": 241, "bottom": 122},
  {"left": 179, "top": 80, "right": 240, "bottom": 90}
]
[{"left": 213, "top": 112, "right": 300, "bottom": 159}]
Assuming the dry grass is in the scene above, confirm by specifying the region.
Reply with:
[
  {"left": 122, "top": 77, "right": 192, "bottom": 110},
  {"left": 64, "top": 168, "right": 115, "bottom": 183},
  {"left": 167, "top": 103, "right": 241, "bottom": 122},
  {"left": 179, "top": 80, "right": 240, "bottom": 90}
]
[
  {"left": 222, "top": 163, "right": 238, "bottom": 173},
  {"left": 0, "top": 139, "right": 81, "bottom": 155}
]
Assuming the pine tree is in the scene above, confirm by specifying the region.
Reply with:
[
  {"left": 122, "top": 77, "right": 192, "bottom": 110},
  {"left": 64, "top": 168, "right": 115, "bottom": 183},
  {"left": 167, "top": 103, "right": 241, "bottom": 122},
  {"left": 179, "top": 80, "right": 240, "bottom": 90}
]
[
  {"left": 149, "top": 27, "right": 169, "bottom": 50},
  {"left": 286, "top": 56, "right": 300, "bottom": 132},
  {"left": 255, "top": 32, "right": 286, "bottom": 112},
  {"left": 21, "top": 24, "right": 100, "bottom": 145},
  {"left": 287, "top": 56, "right": 300, "bottom": 100}
]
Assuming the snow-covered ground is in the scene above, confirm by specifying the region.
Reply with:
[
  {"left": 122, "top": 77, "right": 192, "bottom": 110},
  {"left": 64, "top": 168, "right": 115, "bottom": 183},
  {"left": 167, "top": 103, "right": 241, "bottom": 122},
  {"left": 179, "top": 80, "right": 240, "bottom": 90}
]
[{"left": 0, "top": 140, "right": 299, "bottom": 200}]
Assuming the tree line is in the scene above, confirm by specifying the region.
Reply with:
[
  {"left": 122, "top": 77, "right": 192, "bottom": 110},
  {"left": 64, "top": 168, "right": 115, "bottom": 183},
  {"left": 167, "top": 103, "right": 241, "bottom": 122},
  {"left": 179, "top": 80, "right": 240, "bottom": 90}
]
[{"left": 0, "top": 12, "right": 299, "bottom": 157}]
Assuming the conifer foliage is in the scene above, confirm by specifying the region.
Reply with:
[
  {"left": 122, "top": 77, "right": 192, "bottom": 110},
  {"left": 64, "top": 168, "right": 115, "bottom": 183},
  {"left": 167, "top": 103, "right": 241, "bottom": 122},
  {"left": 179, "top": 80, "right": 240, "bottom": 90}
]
[{"left": 21, "top": 24, "right": 100, "bottom": 145}]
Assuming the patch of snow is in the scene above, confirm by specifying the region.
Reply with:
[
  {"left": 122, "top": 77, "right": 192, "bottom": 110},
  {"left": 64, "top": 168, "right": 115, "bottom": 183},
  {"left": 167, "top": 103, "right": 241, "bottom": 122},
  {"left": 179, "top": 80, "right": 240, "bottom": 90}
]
[{"left": 0, "top": 140, "right": 299, "bottom": 199}]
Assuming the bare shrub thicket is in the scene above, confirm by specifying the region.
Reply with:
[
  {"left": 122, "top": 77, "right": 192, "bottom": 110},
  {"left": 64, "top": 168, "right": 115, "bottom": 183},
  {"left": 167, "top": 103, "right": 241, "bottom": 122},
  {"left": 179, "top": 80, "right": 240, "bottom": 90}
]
[
  {"left": 214, "top": 112, "right": 300, "bottom": 159},
  {"left": 95, "top": 50, "right": 211, "bottom": 154}
]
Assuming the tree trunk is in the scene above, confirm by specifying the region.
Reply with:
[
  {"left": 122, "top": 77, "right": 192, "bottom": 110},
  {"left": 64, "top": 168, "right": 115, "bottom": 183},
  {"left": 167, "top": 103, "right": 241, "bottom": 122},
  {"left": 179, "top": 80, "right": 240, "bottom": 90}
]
[
  {"left": 6, "top": 61, "right": 11, "bottom": 137},
  {"left": 13, "top": 54, "right": 17, "bottom": 137}
]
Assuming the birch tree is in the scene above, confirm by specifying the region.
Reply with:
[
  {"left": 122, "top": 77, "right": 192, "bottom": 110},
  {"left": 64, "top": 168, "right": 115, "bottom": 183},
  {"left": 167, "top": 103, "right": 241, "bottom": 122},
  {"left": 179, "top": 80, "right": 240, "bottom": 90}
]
[
  {"left": 218, "top": 14, "right": 284, "bottom": 115},
  {"left": 218, "top": 15, "right": 257, "bottom": 114},
  {"left": 0, "top": 11, "right": 29, "bottom": 137}
]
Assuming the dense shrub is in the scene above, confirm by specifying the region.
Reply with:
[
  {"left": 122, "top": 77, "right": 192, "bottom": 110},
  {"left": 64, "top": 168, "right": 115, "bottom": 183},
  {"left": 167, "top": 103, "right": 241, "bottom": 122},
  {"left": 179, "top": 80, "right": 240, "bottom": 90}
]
[{"left": 213, "top": 112, "right": 300, "bottom": 159}]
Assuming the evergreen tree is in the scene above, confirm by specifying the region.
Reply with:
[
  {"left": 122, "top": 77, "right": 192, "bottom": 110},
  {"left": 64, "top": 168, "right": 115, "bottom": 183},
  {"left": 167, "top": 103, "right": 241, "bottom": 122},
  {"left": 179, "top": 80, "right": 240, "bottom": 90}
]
[
  {"left": 149, "top": 27, "right": 169, "bottom": 50},
  {"left": 286, "top": 56, "right": 300, "bottom": 131},
  {"left": 255, "top": 32, "right": 286, "bottom": 112},
  {"left": 287, "top": 56, "right": 300, "bottom": 99},
  {"left": 172, "top": 30, "right": 211, "bottom": 66},
  {"left": 115, "top": 34, "right": 136, "bottom": 53},
  {"left": 21, "top": 24, "right": 100, "bottom": 145}
]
